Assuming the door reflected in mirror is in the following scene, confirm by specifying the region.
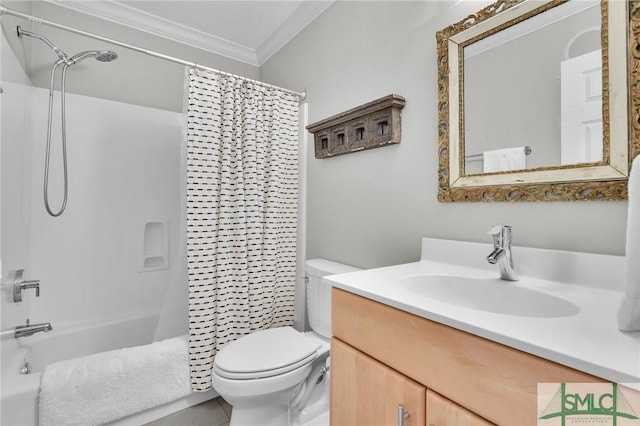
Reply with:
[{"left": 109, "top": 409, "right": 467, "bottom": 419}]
[{"left": 463, "top": 0, "right": 601, "bottom": 175}]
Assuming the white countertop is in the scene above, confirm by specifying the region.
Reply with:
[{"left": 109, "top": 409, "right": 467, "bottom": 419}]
[{"left": 325, "top": 238, "right": 640, "bottom": 388}]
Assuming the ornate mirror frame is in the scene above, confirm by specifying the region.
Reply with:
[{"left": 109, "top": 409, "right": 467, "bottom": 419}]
[{"left": 437, "top": 0, "right": 640, "bottom": 202}]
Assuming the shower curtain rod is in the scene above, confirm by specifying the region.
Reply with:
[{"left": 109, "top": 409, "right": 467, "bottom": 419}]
[{"left": 0, "top": 5, "right": 306, "bottom": 100}]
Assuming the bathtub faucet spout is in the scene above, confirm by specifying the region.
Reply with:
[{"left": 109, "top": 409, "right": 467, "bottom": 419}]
[{"left": 15, "top": 319, "right": 53, "bottom": 338}]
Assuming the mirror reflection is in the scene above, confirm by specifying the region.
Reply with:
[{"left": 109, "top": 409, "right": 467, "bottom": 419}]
[
  {"left": 436, "top": 0, "right": 634, "bottom": 202},
  {"left": 463, "top": 0, "right": 602, "bottom": 175}
]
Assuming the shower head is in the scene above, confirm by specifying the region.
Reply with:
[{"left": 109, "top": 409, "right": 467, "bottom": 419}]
[
  {"left": 69, "top": 50, "right": 118, "bottom": 64},
  {"left": 16, "top": 27, "right": 118, "bottom": 66},
  {"left": 96, "top": 51, "right": 118, "bottom": 62}
]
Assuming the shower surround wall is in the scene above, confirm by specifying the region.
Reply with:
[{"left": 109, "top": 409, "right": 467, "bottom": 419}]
[
  {"left": 24, "top": 87, "right": 185, "bottom": 330},
  {"left": 1, "top": 28, "right": 188, "bottom": 421}
]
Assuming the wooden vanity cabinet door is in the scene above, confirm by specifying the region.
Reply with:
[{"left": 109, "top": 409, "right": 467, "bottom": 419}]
[
  {"left": 426, "top": 390, "right": 494, "bottom": 426},
  {"left": 333, "top": 288, "right": 603, "bottom": 424},
  {"left": 331, "top": 337, "right": 426, "bottom": 426}
]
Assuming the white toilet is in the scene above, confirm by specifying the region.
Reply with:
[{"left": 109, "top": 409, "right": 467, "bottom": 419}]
[{"left": 211, "top": 259, "right": 360, "bottom": 426}]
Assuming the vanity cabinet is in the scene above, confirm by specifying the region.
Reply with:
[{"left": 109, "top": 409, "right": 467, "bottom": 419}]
[
  {"left": 330, "top": 288, "right": 603, "bottom": 425},
  {"left": 331, "top": 338, "right": 488, "bottom": 426},
  {"left": 331, "top": 338, "right": 426, "bottom": 425},
  {"left": 426, "top": 390, "right": 493, "bottom": 426}
]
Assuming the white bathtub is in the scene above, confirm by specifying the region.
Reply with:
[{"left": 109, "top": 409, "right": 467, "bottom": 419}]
[{"left": 1, "top": 313, "right": 216, "bottom": 426}]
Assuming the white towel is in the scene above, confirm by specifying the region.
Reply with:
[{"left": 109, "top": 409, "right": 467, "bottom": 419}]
[
  {"left": 483, "top": 147, "right": 527, "bottom": 172},
  {"left": 618, "top": 156, "right": 640, "bottom": 331},
  {"left": 39, "top": 335, "right": 191, "bottom": 426}
]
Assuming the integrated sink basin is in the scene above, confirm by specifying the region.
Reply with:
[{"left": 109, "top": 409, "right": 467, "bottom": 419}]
[
  {"left": 325, "top": 238, "right": 638, "bottom": 386},
  {"left": 398, "top": 274, "right": 580, "bottom": 318}
]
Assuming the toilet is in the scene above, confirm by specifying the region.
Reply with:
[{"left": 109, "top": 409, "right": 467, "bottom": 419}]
[{"left": 211, "top": 259, "right": 360, "bottom": 426}]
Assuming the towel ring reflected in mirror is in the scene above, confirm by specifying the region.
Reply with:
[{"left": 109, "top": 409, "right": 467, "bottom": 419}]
[{"left": 436, "top": 0, "right": 640, "bottom": 202}]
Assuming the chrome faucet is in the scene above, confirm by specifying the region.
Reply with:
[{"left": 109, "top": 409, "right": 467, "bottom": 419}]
[
  {"left": 15, "top": 319, "right": 53, "bottom": 338},
  {"left": 486, "top": 225, "right": 518, "bottom": 281}
]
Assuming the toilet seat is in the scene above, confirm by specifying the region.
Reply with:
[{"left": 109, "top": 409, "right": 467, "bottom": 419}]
[{"left": 213, "top": 326, "right": 320, "bottom": 380}]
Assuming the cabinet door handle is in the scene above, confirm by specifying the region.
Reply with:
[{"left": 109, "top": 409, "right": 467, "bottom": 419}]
[{"left": 398, "top": 404, "right": 411, "bottom": 426}]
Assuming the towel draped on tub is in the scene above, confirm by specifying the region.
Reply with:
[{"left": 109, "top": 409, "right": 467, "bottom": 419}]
[{"left": 39, "top": 335, "right": 191, "bottom": 426}]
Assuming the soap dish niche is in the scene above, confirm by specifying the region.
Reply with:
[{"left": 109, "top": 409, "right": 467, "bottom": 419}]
[{"left": 139, "top": 220, "right": 169, "bottom": 272}]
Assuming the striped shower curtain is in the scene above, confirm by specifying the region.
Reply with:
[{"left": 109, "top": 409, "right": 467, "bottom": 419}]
[{"left": 185, "top": 69, "right": 299, "bottom": 391}]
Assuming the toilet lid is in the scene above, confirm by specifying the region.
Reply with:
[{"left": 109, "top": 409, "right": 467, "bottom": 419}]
[{"left": 214, "top": 326, "right": 320, "bottom": 380}]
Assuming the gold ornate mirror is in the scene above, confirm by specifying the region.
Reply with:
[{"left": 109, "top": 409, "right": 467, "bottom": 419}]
[{"left": 437, "top": 0, "right": 640, "bottom": 202}]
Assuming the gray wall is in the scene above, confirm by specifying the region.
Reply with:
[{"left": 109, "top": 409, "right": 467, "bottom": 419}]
[
  {"left": 1, "top": 1, "right": 259, "bottom": 112},
  {"left": 260, "top": 1, "right": 628, "bottom": 269}
]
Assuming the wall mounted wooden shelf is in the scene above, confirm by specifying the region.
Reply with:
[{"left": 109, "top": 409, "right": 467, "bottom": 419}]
[{"left": 306, "top": 94, "right": 406, "bottom": 159}]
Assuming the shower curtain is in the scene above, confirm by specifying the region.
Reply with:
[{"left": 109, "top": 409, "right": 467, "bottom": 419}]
[{"left": 185, "top": 69, "right": 300, "bottom": 391}]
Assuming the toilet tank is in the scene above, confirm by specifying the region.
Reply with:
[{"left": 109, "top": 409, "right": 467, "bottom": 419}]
[{"left": 305, "top": 259, "right": 361, "bottom": 339}]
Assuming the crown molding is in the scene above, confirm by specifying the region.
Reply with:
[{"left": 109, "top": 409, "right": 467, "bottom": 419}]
[
  {"left": 42, "top": 0, "right": 335, "bottom": 67},
  {"left": 256, "top": 0, "right": 334, "bottom": 65},
  {"left": 44, "top": 0, "right": 259, "bottom": 66},
  {"left": 464, "top": 0, "right": 599, "bottom": 59}
]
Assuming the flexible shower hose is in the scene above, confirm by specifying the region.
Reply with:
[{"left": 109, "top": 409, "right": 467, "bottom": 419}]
[{"left": 43, "top": 58, "right": 69, "bottom": 217}]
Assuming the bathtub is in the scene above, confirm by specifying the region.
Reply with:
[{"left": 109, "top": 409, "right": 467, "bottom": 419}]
[{"left": 1, "top": 312, "right": 217, "bottom": 426}]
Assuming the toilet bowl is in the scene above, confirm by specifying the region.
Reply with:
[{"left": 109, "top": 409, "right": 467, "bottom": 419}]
[{"left": 212, "top": 259, "right": 360, "bottom": 426}]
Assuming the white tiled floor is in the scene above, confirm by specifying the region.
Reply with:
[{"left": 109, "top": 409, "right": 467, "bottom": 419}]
[{"left": 145, "top": 397, "right": 231, "bottom": 426}]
